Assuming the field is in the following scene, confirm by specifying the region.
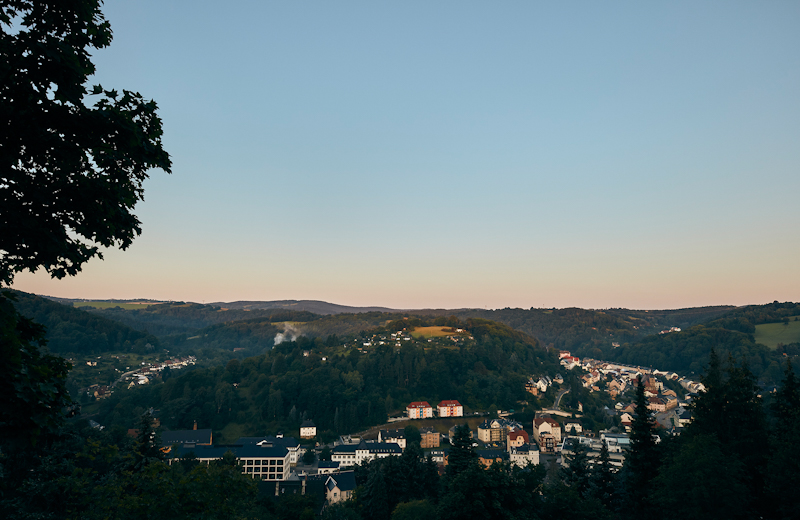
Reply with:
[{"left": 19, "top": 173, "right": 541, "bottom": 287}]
[
  {"left": 410, "top": 326, "right": 465, "bottom": 339},
  {"left": 754, "top": 317, "right": 800, "bottom": 349},
  {"left": 358, "top": 416, "right": 486, "bottom": 440},
  {"left": 74, "top": 301, "right": 159, "bottom": 310}
]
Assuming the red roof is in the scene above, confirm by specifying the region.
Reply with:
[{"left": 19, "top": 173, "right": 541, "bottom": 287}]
[
  {"left": 534, "top": 417, "right": 560, "bottom": 428},
  {"left": 407, "top": 401, "right": 432, "bottom": 409},
  {"left": 438, "top": 400, "right": 462, "bottom": 407},
  {"left": 509, "top": 430, "right": 530, "bottom": 442}
]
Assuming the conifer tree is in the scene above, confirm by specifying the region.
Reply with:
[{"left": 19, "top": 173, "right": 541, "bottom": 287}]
[
  {"left": 590, "top": 439, "right": 616, "bottom": 509},
  {"left": 623, "top": 375, "right": 659, "bottom": 515}
]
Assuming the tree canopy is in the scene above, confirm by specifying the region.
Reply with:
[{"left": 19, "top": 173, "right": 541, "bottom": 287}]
[{"left": 1, "top": 0, "right": 171, "bottom": 286}]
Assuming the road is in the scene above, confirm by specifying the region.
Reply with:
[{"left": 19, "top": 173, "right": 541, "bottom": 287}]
[{"left": 554, "top": 388, "right": 570, "bottom": 409}]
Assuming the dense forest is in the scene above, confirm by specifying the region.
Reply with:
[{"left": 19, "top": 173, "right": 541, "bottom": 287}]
[
  {"left": 604, "top": 302, "right": 800, "bottom": 383},
  {"left": 93, "top": 317, "right": 559, "bottom": 437},
  {"left": 9, "top": 291, "right": 160, "bottom": 355}
]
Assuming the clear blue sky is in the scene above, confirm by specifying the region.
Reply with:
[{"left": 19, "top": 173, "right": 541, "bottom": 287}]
[{"left": 14, "top": 1, "right": 800, "bottom": 309}]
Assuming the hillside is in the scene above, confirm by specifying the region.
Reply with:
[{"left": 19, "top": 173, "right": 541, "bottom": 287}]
[
  {"left": 603, "top": 302, "right": 800, "bottom": 383},
  {"left": 9, "top": 291, "right": 160, "bottom": 355},
  {"left": 92, "top": 316, "right": 560, "bottom": 439}
]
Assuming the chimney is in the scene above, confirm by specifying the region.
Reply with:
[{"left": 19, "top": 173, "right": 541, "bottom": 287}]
[{"left": 193, "top": 420, "right": 197, "bottom": 430}]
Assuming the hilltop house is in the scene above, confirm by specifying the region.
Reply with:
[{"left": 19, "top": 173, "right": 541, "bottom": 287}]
[
  {"left": 407, "top": 401, "right": 433, "bottom": 419},
  {"left": 437, "top": 400, "right": 463, "bottom": 417},
  {"left": 300, "top": 420, "right": 317, "bottom": 439}
]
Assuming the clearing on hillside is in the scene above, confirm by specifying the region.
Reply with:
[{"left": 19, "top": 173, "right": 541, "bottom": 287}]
[
  {"left": 754, "top": 317, "right": 800, "bottom": 349},
  {"left": 411, "top": 326, "right": 467, "bottom": 339}
]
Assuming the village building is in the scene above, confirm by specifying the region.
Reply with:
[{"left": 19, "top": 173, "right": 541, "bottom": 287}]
[
  {"left": 406, "top": 401, "right": 433, "bottom": 419},
  {"left": 300, "top": 419, "right": 317, "bottom": 439},
  {"left": 378, "top": 429, "right": 406, "bottom": 450},
  {"left": 437, "top": 400, "right": 464, "bottom": 417},
  {"left": 509, "top": 443, "right": 540, "bottom": 467},
  {"left": 419, "top": 427, "right": 440, "bottom": 448}
]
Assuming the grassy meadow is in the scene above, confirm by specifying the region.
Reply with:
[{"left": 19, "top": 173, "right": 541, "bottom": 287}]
[
  {"left": 754, "top": 317, "right": 800, "bottom": 349},
  {"left": 410, "top": 326, "right": 465, "bottom": 339}
]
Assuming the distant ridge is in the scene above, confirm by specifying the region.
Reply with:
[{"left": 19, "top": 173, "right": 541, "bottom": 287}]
[{"left": 208, "top": 300, "right": 402, "bottom": 315}]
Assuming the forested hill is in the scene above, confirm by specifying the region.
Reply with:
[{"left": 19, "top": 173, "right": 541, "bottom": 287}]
[
  {"left": 605, "top": 302, "right": 800, "bottom": 383},
  {"left": 8, "top": 291, "right": 160, "bottom": 355},
  {"left": 94, "top": 317, "right": 558, "bottom": 438},
  {"left": 79, "top": 302, "right": 319, "bottom": 337},
  {"left": 439, "top": 306, "right": 734, "bottom": 356}
]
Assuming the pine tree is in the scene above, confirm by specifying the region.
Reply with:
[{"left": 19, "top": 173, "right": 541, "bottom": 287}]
[
  {"left": 624, "top": 375, "right": 659, "bottom": 515},
  {"left": 590, "top": 439, "right": 616, "bottom": 509},
  {"left": 765, "top": 360, "right": 800, "bottom": 519},
  {"left": 561, "top": 439, "right": 591, "bottom": 498},
  {"left": 446, "top": 424, "right": 477, "bottom": 477}
]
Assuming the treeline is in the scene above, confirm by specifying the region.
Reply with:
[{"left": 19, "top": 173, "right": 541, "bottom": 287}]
[
  {"left": 9, "top": 291, "right": 160, "bottom": 355},
  {"left": 86, "top": 302, "right": 320, "bottom": 337},
  {"left": 93, "top": 318, "right": 558, "bottom": 436},
  {"left": 603, "top": 302, "right": 800, "bottom": 383},
  {"left": 440, "top": 306, "right": 732, "bottom": 358}
]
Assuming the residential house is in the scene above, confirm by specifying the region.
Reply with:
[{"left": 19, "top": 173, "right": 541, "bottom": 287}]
[
  {"left": 407, "top": 401, "right": 433, "bottom": 419},
  {"left": 509, "top": 443, "right": 540, "bottom": 467},
  {"left": 476, "top": 449, "right": 505, "bottom": 468},
  {"left": 437, "top": 400, "right": 463, "bottom": 417},
  {"left": 533, "top": 417, "right": 561, "bottom": 453},
  {"left": 325, "top": 471, "right": 357, "bottom": 505},
  {"left": 378, "top": 429, "right": 406, "bottom": 450},
  {"left": 507, "top": 429, "right": 530, "bottom": 450},
  {"left": 647, "top": 397, "right": 666, "bottom": 413},
  {"left": 563, "top": 421, "right": 583, "bottom": 436},
  {"left": 478, "top": 418, "right": 524, "bottom": 444},
  {"left": 300, "top": 420, "right": 317, "bottom": 439},
  {"left": 420, "top": 427, "right": 440, "bottom": 448}
]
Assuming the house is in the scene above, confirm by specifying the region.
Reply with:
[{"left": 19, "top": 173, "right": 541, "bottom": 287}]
[
  {"left": 509, "top": 443, "right": 540, "bottom": 467},
  {"left": 563, "top": 421, "right": 583, "bottom": 435},
  {"left": 420, "top": 427, "right": 440, "bottom": 448},
  {"left": 647, "top": 397, "right": 666, "bottom": 413},
  {"left": 476, "top": 449, "right": 506, "bottom": 468},
  {"left": 620, "top": 412, "right": 633, "bottom": 432},
  {"left": 325, "top": 471, "right": 357, "bottom": 504},
  {"left": 407, "top": 401, "right": 433, "bottom": 419},
  {"left": 479, "top": 418, "right": 525, "bottom": 444},
  {"left": 300, "top": 420, "right": 316, "bottom": 439},
  {"left": 533, "top": 417, "right": 561, "bottom": 453},
  {"left": 507, "top": 429, "right": 529, "bottom": 450},
  {"left": 437, "top": 400, "right": 463, "bottom": 417},
  {"left": 378, "top": 429, "right": 406, "bottom": 450}
]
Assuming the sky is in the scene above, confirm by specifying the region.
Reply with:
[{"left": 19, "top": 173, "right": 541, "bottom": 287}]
[{"left": 12, "top": 1, "right": 800, "bottom": 310}]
